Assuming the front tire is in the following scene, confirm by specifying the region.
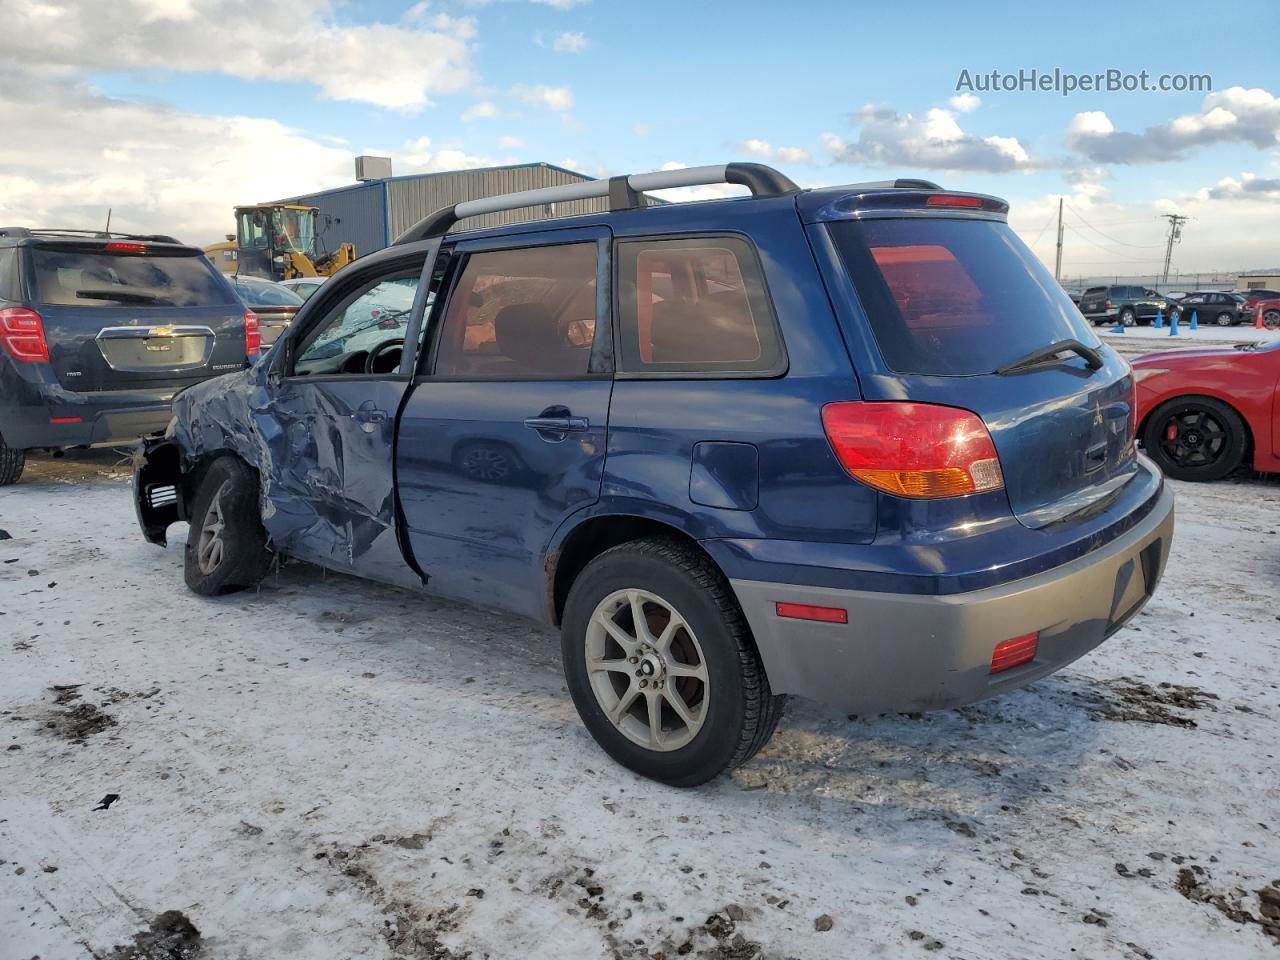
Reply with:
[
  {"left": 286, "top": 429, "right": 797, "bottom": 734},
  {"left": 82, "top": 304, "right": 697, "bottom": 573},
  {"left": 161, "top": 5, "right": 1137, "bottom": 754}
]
[
  {"left": 1142, "top": 396, "right": 1247, "bottom": 482},
  {"left": 561, "top": 538, "right": 783, "bottom": 787},
  {"left": 0, "top": 436, "right": 25, "bottom": 486},
  {"left": 1215, "top": 311, "right": 1234, "bottom": 327},
  {"left": 1263, "top": 309, "right": 1280, "bottom": 330},
  {"left": 183, "top": 457, "right": 273, "bottom": 595}
]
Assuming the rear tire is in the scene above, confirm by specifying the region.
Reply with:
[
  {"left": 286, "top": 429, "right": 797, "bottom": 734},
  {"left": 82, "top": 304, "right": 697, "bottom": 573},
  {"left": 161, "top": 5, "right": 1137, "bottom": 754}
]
[
  {"left": 1119, "top": 308, "right": 1136, "bottom": 327},
  {"left": 183, "top": 457, "right": 273, "bottom": 595},
  {"left": 0, "top": 436, "right": 25, "bottom": 486},
  {"left": 1142, "top": 396, "right": 1247, "bottom": 482},
  {"left": 561, "top": 538, "right": 784, "bottom": 787}
]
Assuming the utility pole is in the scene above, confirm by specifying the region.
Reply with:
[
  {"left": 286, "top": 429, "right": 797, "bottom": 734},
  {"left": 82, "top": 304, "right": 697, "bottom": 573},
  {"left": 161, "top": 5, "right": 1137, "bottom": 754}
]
[
  {"left": 1159, "top": 214, "right": 1188, "bottom": 284},
  {"left": 1054, "top": 197, "right": 1064, "bottom": 281}
]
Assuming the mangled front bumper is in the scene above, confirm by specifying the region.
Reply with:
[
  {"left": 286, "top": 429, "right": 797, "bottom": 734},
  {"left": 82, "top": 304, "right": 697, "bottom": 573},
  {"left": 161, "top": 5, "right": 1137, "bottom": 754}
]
[{"left": 133, "top": 433, "right": 186, "bottom": 546}]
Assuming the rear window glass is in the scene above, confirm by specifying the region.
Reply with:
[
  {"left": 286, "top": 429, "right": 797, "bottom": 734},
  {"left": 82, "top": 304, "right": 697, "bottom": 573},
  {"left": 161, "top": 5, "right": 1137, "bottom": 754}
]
[
  {"left": 616, "top": 236, "right": 783, "bottom": 374},
  {"left": 0, "top": 248, "right": 19, "bottom": 301},
  {"left": 232, "top": 277, "right": 304, "bottom": 307},
  {"left": 31, "top": 248, "right": 234, "bottom": 308},
  {"left": 830, "top": 219, "right": 1099, "bottom": 376}
]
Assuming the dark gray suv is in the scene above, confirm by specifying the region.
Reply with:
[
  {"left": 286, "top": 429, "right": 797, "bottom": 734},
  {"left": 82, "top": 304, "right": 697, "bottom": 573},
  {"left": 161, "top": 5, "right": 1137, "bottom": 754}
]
[
  {"left": 0, "top": 228, "right": 255, "bottom": 484},
  {"left": 1078, "top": 285, "right": 1177, "bottom": 326}
]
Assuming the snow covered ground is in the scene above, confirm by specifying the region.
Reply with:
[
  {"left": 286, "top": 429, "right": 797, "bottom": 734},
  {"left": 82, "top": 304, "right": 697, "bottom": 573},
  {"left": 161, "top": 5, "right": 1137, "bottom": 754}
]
[{"left": 2, "top": 453, "right": 1278, "bottom": 960}]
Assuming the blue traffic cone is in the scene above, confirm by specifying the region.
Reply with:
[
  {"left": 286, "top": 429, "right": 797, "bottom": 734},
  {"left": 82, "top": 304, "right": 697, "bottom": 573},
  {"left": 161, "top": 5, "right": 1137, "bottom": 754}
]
[
  {"left": 1110, "top": 324, "right": 1127, "bottom": 333},
  {"left": 1154, "top": 309, "right": 1164, "bottom": 329},
  {"left": 1169, "top": 313, "right": 1179, "bottom": 336},
  {"left": 1189, "top": 310, "right": 1198, "bottom": 330}
]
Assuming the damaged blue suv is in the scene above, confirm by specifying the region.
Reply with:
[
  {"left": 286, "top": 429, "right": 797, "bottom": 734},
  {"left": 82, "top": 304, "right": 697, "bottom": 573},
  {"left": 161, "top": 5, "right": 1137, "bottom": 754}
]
[{"left": 134, "top": 163, "right": 1174, "bottom": 786}]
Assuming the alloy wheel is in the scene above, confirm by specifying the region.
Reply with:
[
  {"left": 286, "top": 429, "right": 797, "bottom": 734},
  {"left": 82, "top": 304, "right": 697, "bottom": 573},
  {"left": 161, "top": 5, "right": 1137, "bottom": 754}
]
[
  {"left": 584, "top": 588, "right": 709, "bottom": 752},
  {"left": 196, "top": 480, "right": 232, "bottom": 575},
  {"left": 1160, "top": 409, "right": 1228, "bottom": 469}
]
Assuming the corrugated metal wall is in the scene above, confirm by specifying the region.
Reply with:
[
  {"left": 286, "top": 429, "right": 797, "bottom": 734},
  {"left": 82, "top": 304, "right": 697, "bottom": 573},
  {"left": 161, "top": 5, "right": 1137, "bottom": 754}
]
[
  {"left": 280, "top": 181, "right": 388, "bottom": 260},
  {"left": 386, "top": 164, "right": 609, "bottom": 240},
  {"left": 280, "top": 164, "right": 621, "bottom": 257}
]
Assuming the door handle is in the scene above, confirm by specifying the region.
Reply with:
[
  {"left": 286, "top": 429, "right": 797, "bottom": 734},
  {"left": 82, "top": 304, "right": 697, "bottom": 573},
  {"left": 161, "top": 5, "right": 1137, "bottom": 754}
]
[
  {"left": 524, "top": 416, "right": 589, "bottom": 432},
  {"left": 353, "top": 402, "right": 388, "bottom": 425}
]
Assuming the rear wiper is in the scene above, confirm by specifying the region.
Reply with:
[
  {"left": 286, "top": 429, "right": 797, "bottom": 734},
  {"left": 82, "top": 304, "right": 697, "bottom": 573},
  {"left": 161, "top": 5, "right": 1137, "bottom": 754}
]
[
  {"left": 75, "top": 288, "right": 165, "bottom": 305},
  {"left": 996, "top": 339, "right": 1104, "bottom": 375}
]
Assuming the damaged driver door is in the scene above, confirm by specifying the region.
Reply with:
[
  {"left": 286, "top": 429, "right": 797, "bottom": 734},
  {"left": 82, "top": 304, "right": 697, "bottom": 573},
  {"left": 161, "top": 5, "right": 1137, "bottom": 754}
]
[{"left": 254, "top": 242, "right": 440, "bottom": 585}]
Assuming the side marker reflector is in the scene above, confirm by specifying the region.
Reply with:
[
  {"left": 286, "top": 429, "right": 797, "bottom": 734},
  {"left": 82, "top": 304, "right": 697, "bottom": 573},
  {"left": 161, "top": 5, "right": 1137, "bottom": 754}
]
[
  {"left": 775, "top": 602, "right": 848, "bottom": 624},
  {"left": 990, "top": 632, "right": 1039, "bottom": 674}
]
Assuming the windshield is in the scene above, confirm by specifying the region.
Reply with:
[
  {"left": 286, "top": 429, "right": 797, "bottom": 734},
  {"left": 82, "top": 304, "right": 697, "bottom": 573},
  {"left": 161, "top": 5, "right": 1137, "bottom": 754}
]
[
  {"left": 234, "top": 277, "right": 304, "bottom": 307},
  {"left": 829, "top": 218, "right": 1101, "bottom": 376},
  {"left": 31, "top": 247, "right": 235, "bottom": 307},
  {"left": 271, "top": 208, "right": 317, "bottom": 257}
]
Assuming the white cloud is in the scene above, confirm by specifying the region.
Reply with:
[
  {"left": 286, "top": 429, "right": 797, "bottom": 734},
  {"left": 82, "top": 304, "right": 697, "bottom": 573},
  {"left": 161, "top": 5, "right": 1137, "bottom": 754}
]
[
  {"left": 1197, "top": 172, "right": 1280, "bottom": 202},
  {"left": 1067, "top": 87, "right": 1280, "bottom": 164},
  {"left": 497, "top": 135, "right": 526, "bottom": 149},
  {"left": 0, "top": 0, "right": 476, "bottom": 112},
  {"left": 948, "top": 93, "right": 981, "bottom": 113},
  {"left": 0, "top": 69, "right": 351, "bottom": 245},
  {"left": 775, "top": 146, "right": 811, "bottom": 165},
  {"left": 737, "top": 138, "right": 773, "bottom": 158},
  {"left": 532, "top": 0, "right": 590, "bottom": 8},
  {"left": 552, "top": 31, "right": 589, "bottom": 53},
  {"left": 734, "top": 139, "right": 810, "bottom": 165},
  {"left": 510, "top": 83, "right": 574, "bottom": 111},
  {"left": 822, "top": 104, "right": 1032, "bottom": 173},
  {"left": 461, "top": 101, "right": 498, "bottom": 121},
  {"left": 399, "top": 136, "right": 495, "bottom": 173}
]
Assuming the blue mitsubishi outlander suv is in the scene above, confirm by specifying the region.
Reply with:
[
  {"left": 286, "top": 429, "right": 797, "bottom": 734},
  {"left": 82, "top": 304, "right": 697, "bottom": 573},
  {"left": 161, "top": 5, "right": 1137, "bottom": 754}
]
[{"left": 134, "top": 163, "right": 1174, "bottom": 786}]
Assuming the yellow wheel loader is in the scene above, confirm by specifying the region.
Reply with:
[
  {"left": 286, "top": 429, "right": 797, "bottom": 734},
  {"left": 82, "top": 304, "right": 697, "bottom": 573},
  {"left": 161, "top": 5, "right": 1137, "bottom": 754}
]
[{"left": 223, "top": 204, "right": 356, "bottom": 281}]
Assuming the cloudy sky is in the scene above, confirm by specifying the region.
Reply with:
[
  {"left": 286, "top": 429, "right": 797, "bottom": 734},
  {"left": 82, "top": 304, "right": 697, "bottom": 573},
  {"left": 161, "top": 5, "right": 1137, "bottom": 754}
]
[{"left": 2, "top": 0, "right": 1277, "bottom": 277}]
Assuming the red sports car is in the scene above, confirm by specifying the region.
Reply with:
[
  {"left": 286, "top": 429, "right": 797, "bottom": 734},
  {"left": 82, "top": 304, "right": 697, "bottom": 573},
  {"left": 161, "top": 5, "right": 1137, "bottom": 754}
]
[{"left": 1133, "top": 339, "right": 1280, "bottom": 481}]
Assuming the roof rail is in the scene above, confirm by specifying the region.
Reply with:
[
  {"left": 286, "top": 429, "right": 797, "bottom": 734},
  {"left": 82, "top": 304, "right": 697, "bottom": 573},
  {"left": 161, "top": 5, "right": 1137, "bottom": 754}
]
[
  {"left": 0, "top": 227, "right": 182, "bottom": 244},
  {"left": 393, "top": 162, "right": 800, "bottom": 245}
]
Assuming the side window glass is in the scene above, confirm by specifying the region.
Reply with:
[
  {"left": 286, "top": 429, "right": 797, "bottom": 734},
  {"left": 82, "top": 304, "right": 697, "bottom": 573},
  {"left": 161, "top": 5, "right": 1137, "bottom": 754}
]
[
  {"left": 432, "top": 242, "right": 598, "bottom": 379},
  {"left": 616, "top": 236, "right": 783, "bottom": 374},
  {"left": 294, "top": 272, "right": 420, "bottom": 376},
  {"left": 0, "top": 248, "right": 19, "bottom": 301}
]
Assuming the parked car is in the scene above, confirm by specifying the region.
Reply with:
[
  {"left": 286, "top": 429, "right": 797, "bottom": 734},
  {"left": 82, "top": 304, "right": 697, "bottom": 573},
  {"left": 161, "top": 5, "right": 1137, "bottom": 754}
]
[
  {"left": 1133, "top": 339, "right": 1280, "bottom": 480},
  {"left": 1170, "top": 291, "right": 1248, "bottom": 326},
  {"left": 1239, "top": 289, "right": 1280, "bottom": 313},
  {"left": 1061, "top": 284, "right": 1084, "bottom": 305},
  {"left": 1078, "top": 285, "right": 1178, "bottom": 326},
  {"left": 1252, "top": 297, "right": 1280, "bottom": 330},
  {"left": 134, "top": 163, "right": 1174, "bottom": 786},
  {"left": 229, "top": 274, "right": 304, "bottom": 348},
  {"left": 0, "top": 227, "right": 255, "bottom": 485},
  {"left": 280, "top": 276, "right": 327, "bottom": 302}
]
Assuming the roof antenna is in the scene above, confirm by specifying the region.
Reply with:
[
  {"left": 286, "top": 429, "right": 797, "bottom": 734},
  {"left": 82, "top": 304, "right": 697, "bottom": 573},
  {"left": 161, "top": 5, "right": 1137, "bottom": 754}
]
[{"left": 104, "top": 208, "right": 112, "bottom": 234}]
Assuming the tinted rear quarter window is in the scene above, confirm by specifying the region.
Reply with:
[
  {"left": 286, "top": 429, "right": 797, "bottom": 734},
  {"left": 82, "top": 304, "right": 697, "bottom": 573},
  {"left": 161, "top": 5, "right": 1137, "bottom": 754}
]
[
  {"left": 0, "top": 247, "right": 20, "bottom": 301},
  {"left": 830, "top": 218, "right": 1098, "bottom": 376},
  {"left": 616, "top": 236, "right": 783, "bottom": 375},
  {"left": 31, "top": 247, "right": 234, "bottom": 307}
]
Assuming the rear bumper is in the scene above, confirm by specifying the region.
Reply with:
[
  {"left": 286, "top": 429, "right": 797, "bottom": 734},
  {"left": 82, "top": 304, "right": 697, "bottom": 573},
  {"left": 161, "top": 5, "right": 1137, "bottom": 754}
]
[
  {"left": 730, "top": 482, "right": 1174, "bottom": 715},
  {"left": 1, "top": 387, "right": 174, "bottom": 450}
]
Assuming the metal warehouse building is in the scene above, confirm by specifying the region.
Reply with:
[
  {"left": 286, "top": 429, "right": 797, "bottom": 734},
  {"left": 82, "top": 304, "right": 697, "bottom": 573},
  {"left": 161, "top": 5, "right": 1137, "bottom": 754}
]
[{"left": 275, "top": 161, "right": 611, "bottom": 258}]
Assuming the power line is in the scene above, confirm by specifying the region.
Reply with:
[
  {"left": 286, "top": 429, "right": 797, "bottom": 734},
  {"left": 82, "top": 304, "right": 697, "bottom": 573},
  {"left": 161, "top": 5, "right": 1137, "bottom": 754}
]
[
  {"left": 1064, "top": 202, "right": 1165, "bottom": 248},
  {"left": 1160, "top": 213, "right": 1190, "bottom": 284},
  {"left": 1061, "top": 223, "right": 1157, "bottom": 262}
]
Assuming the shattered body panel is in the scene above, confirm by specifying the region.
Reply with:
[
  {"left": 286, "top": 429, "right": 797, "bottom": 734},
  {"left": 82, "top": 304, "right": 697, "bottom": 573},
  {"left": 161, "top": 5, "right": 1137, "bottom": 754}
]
[{"left": 159, "top": 362, "right": 422, "bottom": 589}]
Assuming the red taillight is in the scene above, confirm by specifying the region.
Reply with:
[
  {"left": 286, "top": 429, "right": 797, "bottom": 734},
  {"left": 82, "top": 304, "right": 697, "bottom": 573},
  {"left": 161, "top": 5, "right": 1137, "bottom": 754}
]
[
  {"left": 821, "top": 402, "right": 1004, "bottom": 499},
  {"left": 990, "top": 632, "right": 1039, "bottom": 673},
  {"left": 925, "top": 195, "right": 984, "bottom": 208},
  {"left": 243, "top": 309, "right": 261, "bottom": 357},
  {"left": 0, "top": 307, "right": 50, "bottom": 363},
  {"left": 775, "top": 602, "right": 849, "bottom": 624},
  {"left": 104, "top": 242, "right": 148, "bottom": 253},
  {"left": 1104, "top": 300, "right": 1113, "bottom": 310},
  {"left": 48, "top": 417, "right": 82, "bottom": 424}
]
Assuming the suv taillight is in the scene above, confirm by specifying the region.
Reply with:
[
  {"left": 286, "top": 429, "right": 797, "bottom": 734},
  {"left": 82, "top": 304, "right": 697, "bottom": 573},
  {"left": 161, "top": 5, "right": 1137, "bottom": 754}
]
[
  {"left": 822, "top": 402, "right": 1004, "bottom": 499},
  {"left": 1104, "top": 300, "right": 1113, "bottom": 310},
  {"left": 0, "top": 307, "right": 50, "bottom": 363},
  {"left": 244, "top": 309, "right": 261, "bottom": 357}
]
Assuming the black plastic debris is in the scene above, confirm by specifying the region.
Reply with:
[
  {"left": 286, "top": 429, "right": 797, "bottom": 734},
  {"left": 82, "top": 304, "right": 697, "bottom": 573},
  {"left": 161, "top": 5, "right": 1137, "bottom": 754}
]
[{"left": 94, "top": 793, "right": 120, "bottom": 811}]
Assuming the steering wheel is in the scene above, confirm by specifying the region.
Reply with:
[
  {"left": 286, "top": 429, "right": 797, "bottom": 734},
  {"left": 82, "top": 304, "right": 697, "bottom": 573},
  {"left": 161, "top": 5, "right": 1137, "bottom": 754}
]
[{"left": 364, "top": 338, "right": 405, "bottom": 375}]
